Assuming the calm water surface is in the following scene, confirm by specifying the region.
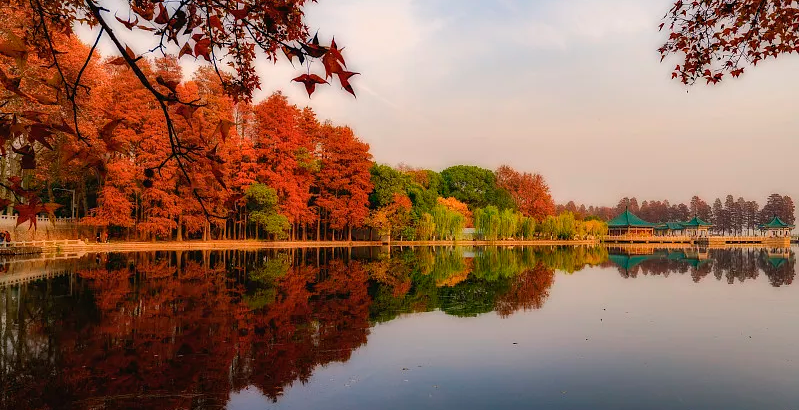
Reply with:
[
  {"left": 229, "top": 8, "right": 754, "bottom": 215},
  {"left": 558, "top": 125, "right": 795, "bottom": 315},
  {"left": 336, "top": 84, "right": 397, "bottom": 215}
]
[{"left": 1, "top": 246, "right": 797, "bottom": 409}]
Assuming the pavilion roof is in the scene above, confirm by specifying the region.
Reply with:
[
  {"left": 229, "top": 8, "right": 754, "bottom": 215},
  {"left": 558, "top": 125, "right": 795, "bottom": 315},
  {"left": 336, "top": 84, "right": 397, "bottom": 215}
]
[
  {"left": 607, "top": 209, "right": 656, "bottom": 228},
  {"left": 682, "top": 216, "right": 713, "bottom": 227},
  {"left": 759, "top": 216, "right": 795, "bottom": 229},
  {"left": 656, "top": 222, "right": 685, "bottom": 230}
]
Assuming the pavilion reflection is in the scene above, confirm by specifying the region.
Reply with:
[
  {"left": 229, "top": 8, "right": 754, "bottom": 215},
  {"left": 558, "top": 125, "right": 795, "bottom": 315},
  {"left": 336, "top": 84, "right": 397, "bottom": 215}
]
[{"left": 606, "top": 245, "right": 795, "bottom": 286}]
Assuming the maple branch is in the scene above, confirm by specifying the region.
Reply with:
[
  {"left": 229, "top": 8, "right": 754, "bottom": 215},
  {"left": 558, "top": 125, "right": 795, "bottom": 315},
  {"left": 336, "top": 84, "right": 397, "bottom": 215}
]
[
  {"left": 88, "top": 0, "right": 229, "bottom": 221},
  {"left": 29, "top": 0, "right": 90, "bottom": 142}
]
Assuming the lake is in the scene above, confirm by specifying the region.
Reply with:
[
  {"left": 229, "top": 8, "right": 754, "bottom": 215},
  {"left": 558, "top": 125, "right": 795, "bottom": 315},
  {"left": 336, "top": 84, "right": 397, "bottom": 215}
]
[{"left": 1, "top": 245, "right": 797, "bottom": 409}]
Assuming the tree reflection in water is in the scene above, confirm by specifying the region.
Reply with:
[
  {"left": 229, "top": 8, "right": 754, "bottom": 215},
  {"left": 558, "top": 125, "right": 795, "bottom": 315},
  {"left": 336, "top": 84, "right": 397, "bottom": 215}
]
[{"left": 0, "top": 245, "right": 794, "bottom": 409}]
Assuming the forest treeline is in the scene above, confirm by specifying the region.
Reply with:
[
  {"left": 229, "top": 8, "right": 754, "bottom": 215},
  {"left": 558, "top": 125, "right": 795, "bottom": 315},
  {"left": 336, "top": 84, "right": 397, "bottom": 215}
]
[
  {"left": 1, "top": 33, "right": 589, "bottom": 242},
  {"left": 560, "top": 194, "right": 795, "bottom": 235},
  {"left": 1, "top": 24, "right": 790, "bottom": 242}
]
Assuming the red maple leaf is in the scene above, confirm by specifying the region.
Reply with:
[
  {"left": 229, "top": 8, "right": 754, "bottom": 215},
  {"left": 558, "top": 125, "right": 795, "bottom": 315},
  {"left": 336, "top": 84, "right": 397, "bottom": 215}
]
[
  {"left": 336, "top": 71, "right": 359, "bottom": 98},
  {"left": 292, "top": 74, "right": 328, "bottom": 97},
  {"left": 15, "top": 202, "right": 40, "bottom": 229}
]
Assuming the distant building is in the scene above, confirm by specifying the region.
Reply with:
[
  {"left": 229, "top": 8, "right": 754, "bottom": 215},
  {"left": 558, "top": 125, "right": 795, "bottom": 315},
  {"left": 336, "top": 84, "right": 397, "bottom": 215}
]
[
  {"left": 609, "top": 209, "right": 713, "bottom": 238},
  {"left": 654, "top": 222, "right": 685, "bottom": 237},
  {"left": 680, "top": 216, "right": 713, "bottom": 238},
  {"left": 607, "top": 209, "right": 656, "bottom": 236},
  {"left": 759, "top": 216, "right": 794, "bottom": 238}
]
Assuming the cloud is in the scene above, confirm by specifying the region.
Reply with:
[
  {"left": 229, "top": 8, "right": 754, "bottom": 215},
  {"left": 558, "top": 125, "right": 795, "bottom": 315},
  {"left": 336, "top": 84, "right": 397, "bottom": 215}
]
[{"left": 511, "top": 0, "right": 656, "bottom": 50}]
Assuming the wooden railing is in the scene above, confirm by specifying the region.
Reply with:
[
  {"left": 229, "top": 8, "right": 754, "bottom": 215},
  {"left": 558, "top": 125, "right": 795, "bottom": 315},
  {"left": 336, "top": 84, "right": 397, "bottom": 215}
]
[{"left": 604, "top": 235, "right": 791, "bottom": 246}]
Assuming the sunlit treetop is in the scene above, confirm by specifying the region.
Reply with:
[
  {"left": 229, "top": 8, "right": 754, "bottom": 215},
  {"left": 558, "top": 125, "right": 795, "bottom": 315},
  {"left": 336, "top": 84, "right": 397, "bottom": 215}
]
[{"left": 660, "top": 0, "right": 799, "bottom": 85}]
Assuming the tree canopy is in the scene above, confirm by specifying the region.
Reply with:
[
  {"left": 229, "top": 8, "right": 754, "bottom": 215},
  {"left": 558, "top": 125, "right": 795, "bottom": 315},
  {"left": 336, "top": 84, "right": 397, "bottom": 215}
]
[{"left": 0, "top": 0, "right": 357, "bottom": 223}]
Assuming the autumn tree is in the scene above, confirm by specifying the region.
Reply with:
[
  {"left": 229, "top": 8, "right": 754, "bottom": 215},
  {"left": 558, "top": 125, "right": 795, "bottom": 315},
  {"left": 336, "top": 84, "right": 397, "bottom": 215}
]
[
  {"left": 495, "top": 165, "right": 555, "bottom": 220},
  {"left": 0, "top": 0, "right": 359, "bottom": 225},
  {"left": 253, "top": 92, "right": 316, "bottom": 239},
  {"left": 366, "top": 192, "right": 413, "bottom": 241},
  {"left": 761, "top": 193, "right": 796, "bottom": 225},
  {"left": 437, "top": 196, "right": 473, "bottom": 227},
  {"left": 315, "top": 125, "right": 373, "bottom": 241},
  {"left": 689, "top": 196, "right": 713, "bottom": 222}
]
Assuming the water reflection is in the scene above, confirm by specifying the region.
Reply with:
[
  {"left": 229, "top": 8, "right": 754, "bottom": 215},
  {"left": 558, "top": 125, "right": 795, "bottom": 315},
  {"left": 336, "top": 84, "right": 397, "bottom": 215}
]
[
  {"left": 604, "top": 246, "right": 795, "bottom": 286},
  {"left": 0, "top": 245, "right": 795, "bottom": 409}
]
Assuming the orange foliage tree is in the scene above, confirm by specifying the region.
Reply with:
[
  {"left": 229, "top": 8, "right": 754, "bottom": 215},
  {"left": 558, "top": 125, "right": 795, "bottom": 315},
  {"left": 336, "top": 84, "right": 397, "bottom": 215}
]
[
  {"left": 495, "top": 165, "right": 555, "bottom": 220},
  {"left": 253, "top": 93, "right": 317, "bottom": 239},
  {"left": 315, "top": 125, "right": 373, "bottom": 241},
  {"left": 437, "top": 196, "right": 473, "bottom": 227},
  {"left": 0, "top": 0, "right": 358, "bottom": 227}
]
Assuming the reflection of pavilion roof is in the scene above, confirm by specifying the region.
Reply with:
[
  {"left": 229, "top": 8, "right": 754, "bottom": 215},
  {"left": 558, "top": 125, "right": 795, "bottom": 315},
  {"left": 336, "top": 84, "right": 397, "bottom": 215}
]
[
  {"left": 608, "top": 254, "right": 659, "bottom": 271},
  {"left": 759, "top": 216, "right": 795, "bottom": 229},
  {"left": 767, "top": 256, "right": 788, "bottom": 269},
  {"left": 682, "top": 256, "right": 712, "bottom": 268},
  {"left": 666, "top": 250, "right": 687, "bottom": 260},
  {"left": 682, "top": 216, "right": 713, "bottom": 228},
  {"left": 608, "top": 249, "right": 711, "bottom": 270}
]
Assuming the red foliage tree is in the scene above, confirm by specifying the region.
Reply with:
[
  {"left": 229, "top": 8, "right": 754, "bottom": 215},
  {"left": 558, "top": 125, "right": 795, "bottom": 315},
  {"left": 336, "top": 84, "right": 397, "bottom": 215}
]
[
  {"left": 253, "top": 93, "right": 316, "bottom": 239},
  {"left": 0, "top": 0, "right": 359, "bottom": 223},
  {"left": 495, "top": 165, "right": 555, "bottom": 220},
  {"left": 316, "top": 125, "right": 373, "bottom": 240}
]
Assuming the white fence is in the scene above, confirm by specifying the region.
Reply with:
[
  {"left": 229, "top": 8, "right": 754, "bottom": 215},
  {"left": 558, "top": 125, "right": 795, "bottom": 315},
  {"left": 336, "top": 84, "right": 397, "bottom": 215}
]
[{"left": 0, "top": 214, "right": 76, "bottom": 224}]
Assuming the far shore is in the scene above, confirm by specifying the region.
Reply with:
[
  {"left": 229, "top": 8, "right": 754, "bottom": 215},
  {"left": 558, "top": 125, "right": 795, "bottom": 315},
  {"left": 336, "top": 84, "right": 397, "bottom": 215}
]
[{"left": 55, "top": 239, "right": 600, "bottom": 253}]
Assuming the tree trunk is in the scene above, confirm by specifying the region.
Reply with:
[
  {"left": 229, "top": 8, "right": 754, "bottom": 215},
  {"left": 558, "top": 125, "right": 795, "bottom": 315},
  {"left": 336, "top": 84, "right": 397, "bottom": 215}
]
[
  {"left": 80, "top": 179, "right": 89, "bottom": 218},
  {"left": 46, "top": 181, "right": 55, "bottom": 203},
  {"left": 176, "top": 215, "right": 183, "bottom": 241}
]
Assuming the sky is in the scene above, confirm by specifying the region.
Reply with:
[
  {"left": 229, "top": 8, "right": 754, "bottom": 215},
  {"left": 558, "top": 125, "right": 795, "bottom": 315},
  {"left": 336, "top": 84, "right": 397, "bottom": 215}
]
[{"left": 84, "top": 0, "right": 799, "bottom": 207}]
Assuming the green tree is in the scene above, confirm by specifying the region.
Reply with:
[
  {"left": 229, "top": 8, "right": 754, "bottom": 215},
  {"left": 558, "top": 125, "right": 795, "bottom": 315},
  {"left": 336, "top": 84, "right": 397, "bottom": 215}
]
[
  {"left": 519, "top": 216, "right": 536, "bottom": 240},
  {"left": 406, "top": 183, "right": 439, "bottom": 217},
  {"left": 474, "top": 205, "right": 501, "bottom": 241},
  {"left": 556, "top": 212, "right": 577, "bottom": 239},
  {"left": 539, "top": 215, "right": 559, "bottom": 239},
  {"left": 431, "top": 205, "right": 465, "bottom": 240},
  {"left": 246, "top": 183, "right": 290, "bottom": 239},
  {"left": 441, "top": 165, "right": 498, "bottom": 209},
  {"left": 498, "top": 208, "right": 519, "bottom": 239},
  {"left": 416, "top": 213, "right": 436, "bottom": 240},
  {"left": 369, "top": 164, "right": 410, "bottom": 209}
]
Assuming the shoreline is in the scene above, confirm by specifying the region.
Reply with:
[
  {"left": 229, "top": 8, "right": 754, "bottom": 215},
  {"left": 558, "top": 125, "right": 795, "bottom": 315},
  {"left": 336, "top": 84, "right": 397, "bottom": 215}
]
[{"left": 58, "top": 239, "right": 600, "bottom": 253}]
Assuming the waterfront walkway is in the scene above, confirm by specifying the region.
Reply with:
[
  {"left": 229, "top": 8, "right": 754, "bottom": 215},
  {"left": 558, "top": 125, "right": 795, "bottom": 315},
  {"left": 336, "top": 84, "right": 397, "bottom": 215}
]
[{"left": 604, "top": 235, "right": 791, "bottom": 247}]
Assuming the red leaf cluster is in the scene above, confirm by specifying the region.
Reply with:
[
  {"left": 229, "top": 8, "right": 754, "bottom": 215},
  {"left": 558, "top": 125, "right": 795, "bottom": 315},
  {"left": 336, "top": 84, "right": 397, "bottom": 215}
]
[{"left": 659, "top": 0, "right": 799, "bottom": 85}]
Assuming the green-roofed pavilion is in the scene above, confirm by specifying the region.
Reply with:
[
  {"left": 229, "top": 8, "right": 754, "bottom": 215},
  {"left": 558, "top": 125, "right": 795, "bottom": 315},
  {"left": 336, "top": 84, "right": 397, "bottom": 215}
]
[
  {"left": 759, "top": 216, "right": 794, "bottom": 238},
  {"left": 682, "top": 216, "right": 713, "bottom": 238},
  {"left": 682, "top": 216, "right": 713, "bottom": 227},
  {"left": 655, "top": 222, "right": 686, "bottom": 237},
  {"left": 607, "top": 209, "right": 656, "bottom": 237}
]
